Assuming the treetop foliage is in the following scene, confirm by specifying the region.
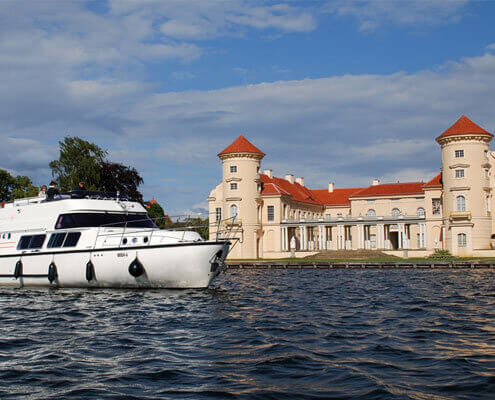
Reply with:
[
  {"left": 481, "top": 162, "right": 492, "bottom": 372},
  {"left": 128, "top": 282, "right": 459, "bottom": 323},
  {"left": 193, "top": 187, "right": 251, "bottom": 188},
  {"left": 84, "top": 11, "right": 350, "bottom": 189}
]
[
  {"left": 49, "top": 136, "right": 144, "bottom": 200},
  {"left": 49, "top": 137, "right": 107, "bottom": 191},
  {"left": 0, "top": 169, "right": 39, "bottom": 202}
]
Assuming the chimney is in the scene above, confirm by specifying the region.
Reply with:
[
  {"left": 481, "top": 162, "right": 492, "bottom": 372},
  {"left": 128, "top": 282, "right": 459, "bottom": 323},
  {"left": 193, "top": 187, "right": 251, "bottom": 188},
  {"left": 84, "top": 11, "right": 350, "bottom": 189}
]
[
  {"left": 328, "top": 182, "right": 334, "bottom": 193},
  {"left": 296, "top": 177, "right": 304, "bottom": 186},
  {"left": 285, "top": 174, "right": 294, "bottom": 184},
  {"left": 372, "top": 179, "right": 380, "bottom": 186},
  {"left": 264, "top": 169, "right": 273, "bottom": 178}
]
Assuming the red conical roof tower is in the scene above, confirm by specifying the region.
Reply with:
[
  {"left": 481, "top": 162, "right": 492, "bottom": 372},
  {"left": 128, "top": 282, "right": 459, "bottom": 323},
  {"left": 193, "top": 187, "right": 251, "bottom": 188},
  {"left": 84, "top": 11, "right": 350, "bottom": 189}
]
[
  {"left": 218, "top": 135, "right": 265, "bottom": 157},
  {"left": 436, "top": 115, "right": 492, "bottom": 143}
]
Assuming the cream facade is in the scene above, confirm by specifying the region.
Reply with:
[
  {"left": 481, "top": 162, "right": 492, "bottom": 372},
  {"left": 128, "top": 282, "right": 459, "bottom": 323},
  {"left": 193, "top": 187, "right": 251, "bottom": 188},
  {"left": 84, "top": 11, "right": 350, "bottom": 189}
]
[{"left": 209, "top": 116, "right": 495, "bottom": 258}]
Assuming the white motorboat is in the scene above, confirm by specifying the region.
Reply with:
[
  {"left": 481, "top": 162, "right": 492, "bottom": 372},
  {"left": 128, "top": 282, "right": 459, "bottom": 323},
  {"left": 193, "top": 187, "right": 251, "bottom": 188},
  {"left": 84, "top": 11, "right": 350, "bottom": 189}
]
[{"left": 0, "top": 192, "right": 230, "bottom": 288}]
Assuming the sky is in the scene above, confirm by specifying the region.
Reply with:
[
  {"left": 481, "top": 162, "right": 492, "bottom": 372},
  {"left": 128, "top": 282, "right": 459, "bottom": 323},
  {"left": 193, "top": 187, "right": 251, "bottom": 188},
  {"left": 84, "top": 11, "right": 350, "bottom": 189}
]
[{"left": 1, "top": 0, "right": 495, "bottom": 216}]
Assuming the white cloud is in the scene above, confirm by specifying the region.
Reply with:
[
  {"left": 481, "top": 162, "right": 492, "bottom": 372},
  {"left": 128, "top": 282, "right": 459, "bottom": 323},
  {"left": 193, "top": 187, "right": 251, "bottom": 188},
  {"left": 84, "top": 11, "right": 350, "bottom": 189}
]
[
  {"left": 379, "top": 168, "right": 439, "bottom": 184},
  {"left": 324, "top": 0, "right": 470, "bottom": 32},
  {"left": 1, "top": 1, "right": 494, "bottom": 211}
]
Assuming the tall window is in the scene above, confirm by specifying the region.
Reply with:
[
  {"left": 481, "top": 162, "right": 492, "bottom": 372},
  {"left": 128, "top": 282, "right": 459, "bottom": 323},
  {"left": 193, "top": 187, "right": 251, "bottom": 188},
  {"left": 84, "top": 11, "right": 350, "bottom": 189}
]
[
  {"left": 366, "top": 209, "right": 376, "bottom": 217},
  {"left": 391, "top": 208, "right": 401, "bottom": 217},
  {"left": 230, "top": 183, "right": 238, "bottom": 190},
  {"left": 267, "top": 205, "right": 274, "bottom": 221},
  {"left": 455, "top": 169, "right": 465, "bottom": 178},
  {"left": 432, "top": 198, "right": 441, "bottom": 215},
  {"left": 455, "top": 149, "right": 464, "bottom": 158},
  {"left": 230, "top": 204, "right": 238, "bottom": 218},
  {"left": 230, "top": 166, "right": 237, "bottom": 173},
  {"left": 458, "top": 233, "right": 467, "bottom": 247},
  {"left": 456, "top": 195, "right": 466, "bottom": 211},
  {"left": 417, "top": 207, "right": 425, "bottom": 217},
  {"left": 215, "top": 207, "right": 221, "bottom": 222}
]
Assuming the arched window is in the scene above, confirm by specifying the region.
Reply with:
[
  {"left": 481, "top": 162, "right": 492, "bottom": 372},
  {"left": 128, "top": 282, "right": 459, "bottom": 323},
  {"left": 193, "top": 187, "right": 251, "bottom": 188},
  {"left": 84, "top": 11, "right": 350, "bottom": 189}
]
[
  {"left": 458, "top": 233, "right": 467, "bottom": 247},
  {"left": 366, "top": 209, "right": 376, "bottom": 217},
  {"left": 283, "top": 204, "right": 288, "bottom": 219},
  {"left": 456, "top": 195, "right": 466, "bottom": 212},
  {"left": 230, "top": 204, "right": 238, "bottom": 219},
  {"left": 417, "top": 207, "right": 425, "bottom": 217},
  {"left": 391, "top": 208, "right": 401, "bottom": 217}
]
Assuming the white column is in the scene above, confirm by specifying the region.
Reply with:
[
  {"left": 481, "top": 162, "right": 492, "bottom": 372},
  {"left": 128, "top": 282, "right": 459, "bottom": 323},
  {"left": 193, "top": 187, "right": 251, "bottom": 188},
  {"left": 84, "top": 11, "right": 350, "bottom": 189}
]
[
  {"left": 337, "top": 225, "right": 343, "bottom": 249},
  {"left": 398, "top": 223, "right": 404, "bottom": 249},
  {"left": 299, "top": 226, "right": 304, "bottom": 250},
  {"left": 377, "top": 224, "right": 384, "bottom": 249},
  {"left": 322, "top": 225, "right": 327, "bottom": 250},
  {"left": 303, "top": 226, "right": 307, "bottom": 250},
  {"left": 357, "top": 224, "right": 364, "bottom": 249}
]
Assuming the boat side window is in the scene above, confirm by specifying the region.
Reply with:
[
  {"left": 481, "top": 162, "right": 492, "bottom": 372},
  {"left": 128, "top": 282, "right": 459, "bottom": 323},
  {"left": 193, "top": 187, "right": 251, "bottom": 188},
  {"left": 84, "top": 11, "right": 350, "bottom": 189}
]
[
  {"left": 63, "top": 232, "right": 81, "bottom": 247},
  {"left": 47, "top": 233, "right": 66, "bottom": 248},
  {"left": 17, "top": 234, "right": 46, "bottom": 250},
  {"left": 47, "top": 232, "right": 82, "bottom": 248}
]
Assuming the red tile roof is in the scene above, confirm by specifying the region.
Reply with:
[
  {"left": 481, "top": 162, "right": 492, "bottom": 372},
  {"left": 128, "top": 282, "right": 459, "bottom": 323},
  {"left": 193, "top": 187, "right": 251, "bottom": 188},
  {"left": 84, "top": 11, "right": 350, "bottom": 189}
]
[
  {"left": 436, "top": 115, "right": 492, "bottom": 142},
  {"left": 423, "top": 173, "right": 442, "bottom": 188},
  {"left": 261, "top": 174, "right": 442, "bottom": 205},
  {"left": 218, "top": 135, "right": 265, "bottom": 157},
  {"left": 311, "top": 188, "right": 364, "bottom": 206},
  {"left": 350, "top": 182, "right": 425, "bottom": 198},
  {"left": 260, "top": 174, "right": 320, "bottom": 205}
]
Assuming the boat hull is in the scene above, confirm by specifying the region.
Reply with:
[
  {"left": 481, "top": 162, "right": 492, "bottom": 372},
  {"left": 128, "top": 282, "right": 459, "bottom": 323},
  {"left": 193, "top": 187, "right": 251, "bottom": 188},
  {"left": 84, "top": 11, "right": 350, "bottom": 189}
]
[{"left": 0, "top": 241, "right": 229, "bottom": 289}]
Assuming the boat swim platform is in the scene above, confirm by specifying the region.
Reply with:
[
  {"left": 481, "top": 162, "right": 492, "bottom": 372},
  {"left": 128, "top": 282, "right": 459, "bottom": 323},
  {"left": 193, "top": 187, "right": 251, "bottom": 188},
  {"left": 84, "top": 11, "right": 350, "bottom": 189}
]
[{"left": 226, "top": 261, "right": 495, "bottom": 270}]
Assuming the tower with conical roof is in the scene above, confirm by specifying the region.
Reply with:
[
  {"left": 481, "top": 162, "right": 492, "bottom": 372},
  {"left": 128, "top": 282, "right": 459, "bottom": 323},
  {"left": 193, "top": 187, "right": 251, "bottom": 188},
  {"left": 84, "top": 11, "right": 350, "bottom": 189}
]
[
  {"left": 208, "top": 135, "right": 265, "bottom": 259},
  {"left": 436, "top": 115, "right": 493, "bottom": 255}
]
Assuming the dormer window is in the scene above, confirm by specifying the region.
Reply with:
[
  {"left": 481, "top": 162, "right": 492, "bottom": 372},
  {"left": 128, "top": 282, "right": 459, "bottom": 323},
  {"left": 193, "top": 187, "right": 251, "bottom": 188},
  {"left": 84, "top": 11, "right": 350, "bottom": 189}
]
[
  {"left": 230, "top": 166, "right": 237, "bottom": 173},
  {"left": 455, "top": 150, "right": 464, "bottom": 158}
]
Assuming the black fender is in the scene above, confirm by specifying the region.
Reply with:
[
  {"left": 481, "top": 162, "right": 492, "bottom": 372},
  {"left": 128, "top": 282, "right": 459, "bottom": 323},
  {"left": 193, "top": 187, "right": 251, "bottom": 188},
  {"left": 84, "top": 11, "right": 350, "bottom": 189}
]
[
  {"left": 14, "top": 260, "right": 23, "bottom": 279},
  {"left": 86, "top": 261, "right": 95, "bottom": 282},
  {"left": 128, "top": 258, "right": 144, "bottom": 277},
  {"left": 48, "top": 262, "right": 58, "bottom": 284}
]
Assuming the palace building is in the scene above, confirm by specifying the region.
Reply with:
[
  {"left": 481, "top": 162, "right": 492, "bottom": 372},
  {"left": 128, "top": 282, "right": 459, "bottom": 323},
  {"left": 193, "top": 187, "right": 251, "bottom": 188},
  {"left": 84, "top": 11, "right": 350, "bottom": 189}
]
[{"left": 208, "top": 115, "right": 495, "bottom": 258}]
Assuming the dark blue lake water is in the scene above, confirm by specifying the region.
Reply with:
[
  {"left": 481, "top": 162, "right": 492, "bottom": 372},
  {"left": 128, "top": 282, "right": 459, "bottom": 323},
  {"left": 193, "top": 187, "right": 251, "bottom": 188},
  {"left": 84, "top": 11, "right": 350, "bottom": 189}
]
[{"left": 1, "top": 269, "right": 495, "bottom": 399}]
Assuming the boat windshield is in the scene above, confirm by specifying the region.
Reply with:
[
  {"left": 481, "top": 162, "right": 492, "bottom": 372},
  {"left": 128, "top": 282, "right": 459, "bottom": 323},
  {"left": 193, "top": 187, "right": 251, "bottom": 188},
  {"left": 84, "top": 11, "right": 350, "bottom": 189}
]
[{"left": 55, "top": 213, "right": 157, "bottom": 229}]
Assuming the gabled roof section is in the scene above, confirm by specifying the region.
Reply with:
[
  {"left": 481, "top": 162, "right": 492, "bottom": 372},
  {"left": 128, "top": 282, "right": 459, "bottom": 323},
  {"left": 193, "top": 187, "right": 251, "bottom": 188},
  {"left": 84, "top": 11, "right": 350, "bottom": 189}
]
[
  {"left": 423, "top": 173, "right": 442, "bottom": 188},
  {"left": 260, "top": 174, "right": 320, "bottom": 205},
  {"left": 218, "top": 135, "right": 265, "bottom": 157},
  {"left": 350, "top": 182, "right": 425, "bottom": 199},
  {"left": 311, "top": 188, "right": 363, "bottom": 206},
  {"left": 436, "top": 115, "right": 492, "bottom": 142}
]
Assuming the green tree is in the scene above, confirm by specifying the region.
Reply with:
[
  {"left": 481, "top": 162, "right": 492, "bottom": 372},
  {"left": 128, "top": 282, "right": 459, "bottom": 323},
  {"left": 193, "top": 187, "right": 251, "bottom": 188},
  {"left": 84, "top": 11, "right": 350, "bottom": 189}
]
[
  {"left": 147, "top": 202, "right": 167, "bottom": 228},
  {"left": 0, "top": 169, "right": 15, "bottom": 202},
  {"left": 165, "top": 216, "right": 209, "bottom": 240},
  {"left": 49, "top": 136, "right": 107, "bottom": 191},
  {"left": 10, "top": 176, "right": 39, "bottom": 200},
  {"left": 100, "top": 161, "right": 144, "bottom": 201}
]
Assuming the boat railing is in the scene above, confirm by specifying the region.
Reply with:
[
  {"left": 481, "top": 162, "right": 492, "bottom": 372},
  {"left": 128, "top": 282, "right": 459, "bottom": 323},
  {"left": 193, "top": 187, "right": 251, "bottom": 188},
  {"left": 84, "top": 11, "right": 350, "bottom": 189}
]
[{"left": 92, "top": 214, "right": 226, "bottom": 249}]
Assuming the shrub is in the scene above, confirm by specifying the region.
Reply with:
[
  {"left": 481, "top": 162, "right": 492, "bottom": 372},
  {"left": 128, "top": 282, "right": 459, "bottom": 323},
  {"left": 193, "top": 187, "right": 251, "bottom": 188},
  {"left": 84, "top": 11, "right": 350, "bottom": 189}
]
[{"left": 428, "top": 249, "right": 455, "bottom": 260}]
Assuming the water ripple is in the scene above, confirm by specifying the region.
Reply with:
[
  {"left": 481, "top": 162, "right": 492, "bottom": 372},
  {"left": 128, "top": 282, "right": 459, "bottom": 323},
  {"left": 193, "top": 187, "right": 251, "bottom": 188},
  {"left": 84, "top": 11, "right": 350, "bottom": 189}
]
[{"left": 0, "top": 269, "right": 494, "bottom": 399}]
